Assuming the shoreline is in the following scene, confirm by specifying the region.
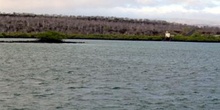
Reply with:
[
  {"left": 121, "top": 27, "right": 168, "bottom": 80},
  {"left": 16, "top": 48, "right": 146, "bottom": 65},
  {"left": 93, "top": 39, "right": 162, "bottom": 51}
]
[
  {"left": 0, "top": 40, "right": 85, "bottom": 44},
  {"left": 70, "top": 38, "right": 220, "bottom": 43},
  {"left": 0, "top": 38, "right": 220, "bottom": 43},
  {"left": 1, "top": 32, "right": 220, "bottom": 43}
]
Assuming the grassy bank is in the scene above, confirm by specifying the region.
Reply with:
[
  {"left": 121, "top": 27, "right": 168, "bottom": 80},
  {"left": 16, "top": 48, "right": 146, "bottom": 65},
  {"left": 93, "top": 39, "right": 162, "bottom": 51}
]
[
  {"left": 68, "top": 34, "right": 163, "bottom": 41},
  {"left": 0, "top": 32, "right": 220, "bottom": 42},
  {"left": 172, "top": 34, "right": 220, "bottom": 42}
]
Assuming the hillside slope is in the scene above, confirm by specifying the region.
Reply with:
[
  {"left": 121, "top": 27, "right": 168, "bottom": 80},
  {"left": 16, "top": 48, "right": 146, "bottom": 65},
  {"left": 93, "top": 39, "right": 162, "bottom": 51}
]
[{"left": 0, "top": 12, "right": 220, "bottom": 36}]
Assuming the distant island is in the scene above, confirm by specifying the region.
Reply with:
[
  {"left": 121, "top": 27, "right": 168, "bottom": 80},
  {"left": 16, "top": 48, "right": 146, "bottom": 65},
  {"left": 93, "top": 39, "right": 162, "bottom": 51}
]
[{"left": 0, "top": 12, "right": 220, "bottom": 42}]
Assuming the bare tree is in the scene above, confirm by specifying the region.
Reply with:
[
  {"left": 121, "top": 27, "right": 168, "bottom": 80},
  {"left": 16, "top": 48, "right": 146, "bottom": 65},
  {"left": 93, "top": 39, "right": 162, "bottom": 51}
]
[{"left": 0, "top": 12, "right": 219, "bottom": 35}]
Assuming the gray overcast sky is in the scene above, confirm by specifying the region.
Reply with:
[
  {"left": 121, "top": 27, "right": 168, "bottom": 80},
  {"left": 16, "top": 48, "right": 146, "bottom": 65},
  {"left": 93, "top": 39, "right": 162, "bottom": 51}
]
[{"left": 1, "top": 0, "right": 220, "bottom": 26}]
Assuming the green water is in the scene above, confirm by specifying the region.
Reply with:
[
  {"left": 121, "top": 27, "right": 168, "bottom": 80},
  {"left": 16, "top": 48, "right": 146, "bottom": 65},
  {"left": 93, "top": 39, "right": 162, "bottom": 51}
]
[{"left": 0, "top": 40, "right": 220, "bottom": 110}]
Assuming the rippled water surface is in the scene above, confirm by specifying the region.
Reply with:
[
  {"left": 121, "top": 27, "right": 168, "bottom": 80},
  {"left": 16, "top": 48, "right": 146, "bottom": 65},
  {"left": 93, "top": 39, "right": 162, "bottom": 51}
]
[{"left": 0, "top": 40, "right": 220, "bottom": 110}]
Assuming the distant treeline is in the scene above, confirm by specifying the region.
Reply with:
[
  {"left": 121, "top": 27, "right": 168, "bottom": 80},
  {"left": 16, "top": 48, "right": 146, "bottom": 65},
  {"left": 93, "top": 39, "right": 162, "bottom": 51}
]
[{"left": 0, "top": 12, "right": 220, "bottom": 36}]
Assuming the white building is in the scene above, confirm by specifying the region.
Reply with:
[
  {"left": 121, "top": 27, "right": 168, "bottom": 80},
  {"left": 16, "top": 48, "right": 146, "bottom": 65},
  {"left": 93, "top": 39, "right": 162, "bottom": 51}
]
[{"left": 165, "top": 31, "right": 171, "bottom": 38}]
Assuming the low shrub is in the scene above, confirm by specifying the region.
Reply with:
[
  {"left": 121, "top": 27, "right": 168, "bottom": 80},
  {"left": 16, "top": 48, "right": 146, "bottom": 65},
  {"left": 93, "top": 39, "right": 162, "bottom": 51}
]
[{"left": 36, "top": 31, "right": 66, "bottom": 43}]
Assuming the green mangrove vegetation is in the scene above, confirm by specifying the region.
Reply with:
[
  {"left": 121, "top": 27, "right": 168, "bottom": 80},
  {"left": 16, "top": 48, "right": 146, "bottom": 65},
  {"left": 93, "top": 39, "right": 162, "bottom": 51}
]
[
  {"left": 68, "top": 34, "right": 164, "bottom": 41},
  {"left": 171, "top": 33, "right": 220, "bottom": 42},
  {"left": 0, "top": 31, "right": 66, "bottom": 43},
  {"left": 1, "top": 31, "right": 220, "bottom": 42},
  {"left": 36, "top": 31, "right": 66, "bottom": 43}
]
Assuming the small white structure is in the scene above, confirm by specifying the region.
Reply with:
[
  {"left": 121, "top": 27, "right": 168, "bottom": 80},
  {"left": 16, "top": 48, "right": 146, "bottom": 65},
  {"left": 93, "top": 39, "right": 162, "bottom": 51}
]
[{"left": 165, "top": 31, "right": 171, "bottom": 38}]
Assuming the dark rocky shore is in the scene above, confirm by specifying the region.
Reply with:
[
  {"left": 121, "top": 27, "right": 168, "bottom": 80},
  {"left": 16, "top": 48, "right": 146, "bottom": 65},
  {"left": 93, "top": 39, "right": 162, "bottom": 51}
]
[{"left": 0, "top": 40, "right": 85, "bottom": 44}]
